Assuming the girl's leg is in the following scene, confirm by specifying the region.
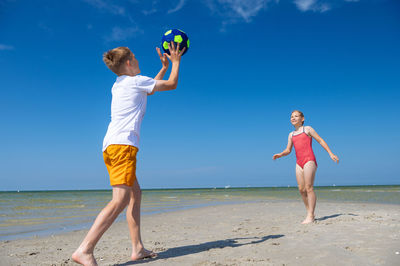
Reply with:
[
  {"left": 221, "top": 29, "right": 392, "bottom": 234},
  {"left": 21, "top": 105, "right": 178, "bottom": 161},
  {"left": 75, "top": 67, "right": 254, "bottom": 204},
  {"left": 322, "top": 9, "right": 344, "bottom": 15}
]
[
  {"left": 126, "top": 179, "right": 156, "bottom": 260},
  {"left": 295, "top": 164, "right": 309, "bottom": 212},
  {"left": 72, "top": 185, "right": 131, "bottom": 266},
  {"left": 302, "top": 161, "right": 317, "bottom": 224}
]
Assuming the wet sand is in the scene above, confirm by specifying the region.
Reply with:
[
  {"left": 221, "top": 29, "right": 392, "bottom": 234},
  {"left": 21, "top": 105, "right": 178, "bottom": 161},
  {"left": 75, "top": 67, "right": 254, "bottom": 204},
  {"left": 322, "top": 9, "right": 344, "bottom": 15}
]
[{"left": 1, "top": 200, "right": 399, "bottom": 265}]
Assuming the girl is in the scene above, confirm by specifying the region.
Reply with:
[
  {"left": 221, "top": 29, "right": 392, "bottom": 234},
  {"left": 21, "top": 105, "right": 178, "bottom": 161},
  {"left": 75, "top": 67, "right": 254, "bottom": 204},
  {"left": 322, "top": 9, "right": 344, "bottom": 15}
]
[{"left": 273, "top": 110, "right": 339, "bottom": 224}]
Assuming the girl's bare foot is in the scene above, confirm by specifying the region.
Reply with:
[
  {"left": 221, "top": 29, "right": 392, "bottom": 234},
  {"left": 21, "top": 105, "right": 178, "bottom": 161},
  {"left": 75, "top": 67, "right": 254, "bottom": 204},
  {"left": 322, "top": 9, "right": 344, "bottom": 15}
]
[
  {"left": 72, "top": 249, "right": 98, "bottom": 266},
  {"left": 131, "top": 248, "right": 157, "bottom": 261},
  {"left": 301, "top": 215, "right": 315, "bottom": 224}
]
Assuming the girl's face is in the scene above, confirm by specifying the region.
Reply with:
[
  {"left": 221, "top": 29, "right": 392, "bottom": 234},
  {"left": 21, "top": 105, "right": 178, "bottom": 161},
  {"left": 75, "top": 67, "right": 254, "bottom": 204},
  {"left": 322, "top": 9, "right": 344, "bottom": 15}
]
[{"left": 290, "top": 112, "right": 304, "bottom": 127}]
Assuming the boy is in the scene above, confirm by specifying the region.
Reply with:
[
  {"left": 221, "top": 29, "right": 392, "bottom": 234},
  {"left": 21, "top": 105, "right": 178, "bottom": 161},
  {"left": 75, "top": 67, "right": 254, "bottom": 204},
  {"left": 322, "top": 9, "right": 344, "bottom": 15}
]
[{"left": 72, "top": 42, "right": 185, "bottom": 266}]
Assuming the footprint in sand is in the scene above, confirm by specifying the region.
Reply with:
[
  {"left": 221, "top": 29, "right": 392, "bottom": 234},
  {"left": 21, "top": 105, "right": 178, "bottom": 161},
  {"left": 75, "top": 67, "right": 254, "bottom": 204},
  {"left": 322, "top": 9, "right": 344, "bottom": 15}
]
[{"left": 232, "top": 226, "right": 243, "bottom": 232}]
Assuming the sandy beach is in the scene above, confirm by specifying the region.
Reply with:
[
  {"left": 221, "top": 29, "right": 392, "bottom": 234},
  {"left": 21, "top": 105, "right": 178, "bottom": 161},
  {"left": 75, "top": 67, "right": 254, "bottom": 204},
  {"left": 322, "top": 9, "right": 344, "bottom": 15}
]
[{"left": 1, "top": 200, "right": 399, "bottom": 266}]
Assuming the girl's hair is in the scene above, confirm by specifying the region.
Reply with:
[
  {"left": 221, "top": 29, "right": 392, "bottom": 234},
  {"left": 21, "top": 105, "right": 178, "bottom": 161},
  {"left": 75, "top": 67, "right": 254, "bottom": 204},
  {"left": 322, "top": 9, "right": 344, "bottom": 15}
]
[
  {"left": 291, "top": 110, "right": 304, "bottom": 125},
  {"left": 103, "top": 47, "right": 132, "bottom": 75}
]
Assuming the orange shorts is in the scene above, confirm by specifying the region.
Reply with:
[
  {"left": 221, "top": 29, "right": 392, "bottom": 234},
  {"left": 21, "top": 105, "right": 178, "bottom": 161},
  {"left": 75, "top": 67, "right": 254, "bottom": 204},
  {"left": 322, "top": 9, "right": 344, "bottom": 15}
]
[{"left": 103, "top": 145, "right": 138, "bottom": 187}]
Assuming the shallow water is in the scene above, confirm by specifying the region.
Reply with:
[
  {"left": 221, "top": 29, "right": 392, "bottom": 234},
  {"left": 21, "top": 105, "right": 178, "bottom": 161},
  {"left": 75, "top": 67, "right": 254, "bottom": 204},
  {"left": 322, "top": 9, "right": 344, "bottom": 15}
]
[{"left": 0, "top": 185, "right": 399, "bottom": 240}]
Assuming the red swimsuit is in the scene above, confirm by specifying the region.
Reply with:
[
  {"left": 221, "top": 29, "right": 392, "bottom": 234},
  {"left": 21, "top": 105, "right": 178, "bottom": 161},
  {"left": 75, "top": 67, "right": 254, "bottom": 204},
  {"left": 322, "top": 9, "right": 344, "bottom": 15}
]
[{"left": 292, "top": 126, "right": 317, "bottom": 169}]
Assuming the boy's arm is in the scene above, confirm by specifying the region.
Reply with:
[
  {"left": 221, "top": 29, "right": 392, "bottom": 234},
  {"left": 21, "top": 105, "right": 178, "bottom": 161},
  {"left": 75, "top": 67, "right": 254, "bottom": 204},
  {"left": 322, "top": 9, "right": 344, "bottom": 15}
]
[
  {"left": 308, "top": 127, "right": 339, "bottom": 163},
  {"left": 152, "top": 42, "right": 185, "bottom": 93},
  {"left": 154, "top": 67, "right": 167, "bottom": 81},
  {"left": 273, "top": 133, "right": 293, "bottom": 160},
  {"left": 154, "top": 47, "right": 169, "bottom": 81}
]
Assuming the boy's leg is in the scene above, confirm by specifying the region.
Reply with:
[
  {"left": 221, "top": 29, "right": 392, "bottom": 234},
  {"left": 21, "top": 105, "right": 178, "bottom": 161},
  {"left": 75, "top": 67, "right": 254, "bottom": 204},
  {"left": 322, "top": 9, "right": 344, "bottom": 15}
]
[
  {"left": 295, "top": 164, "right": 309, "bottom": 211},
  {"left": 126, "top": 179, "right": 156, "bottom": 260},
  {"left": 72, "top": 185, "right": 131, "bottom": 265},
  {"left": 302, "top": 161, "right": 317, "bottom": 224}
]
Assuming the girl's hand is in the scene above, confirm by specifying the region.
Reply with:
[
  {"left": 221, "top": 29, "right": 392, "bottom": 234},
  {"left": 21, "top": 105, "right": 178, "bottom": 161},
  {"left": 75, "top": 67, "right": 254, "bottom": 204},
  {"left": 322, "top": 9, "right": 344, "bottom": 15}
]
[
  {"left": 156, "top": 47, "right": 169, "bottom": 69},
  {"left": 330, "top": 154, "right": 339, "bottom": 163},
  {"left": 273, "top": 154, "right": 281, "bottom": 160}
]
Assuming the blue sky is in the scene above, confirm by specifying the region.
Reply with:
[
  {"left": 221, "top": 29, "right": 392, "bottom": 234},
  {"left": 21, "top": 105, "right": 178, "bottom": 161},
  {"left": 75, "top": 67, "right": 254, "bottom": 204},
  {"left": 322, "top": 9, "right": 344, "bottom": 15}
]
[{"left": 0, "top": 0, "right": 399, "bottom": 190}]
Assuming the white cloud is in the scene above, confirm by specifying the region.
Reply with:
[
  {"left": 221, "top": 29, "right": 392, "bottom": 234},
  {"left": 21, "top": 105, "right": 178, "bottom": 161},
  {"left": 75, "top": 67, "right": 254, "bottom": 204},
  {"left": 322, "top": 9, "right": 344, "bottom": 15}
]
[
  {"left": 83, "top": 0, "right": 125, "bottom": 16},
  {"left": 168, "top": 0, "right": 187, "bottom": 14},
  {"left": 293, "top": 0, "right": 331, "bottom": 13},
  {"left": 142, "top": 8, "right": 157, "bottom": 15},
  {"left": 142, "top": 0, "right": 159, "bottom": 15},
  {"left": 207, "top": 0, "right": 270, "bottom": 23},
  {"left": 294, "top": 0, "right": 315, "bottom": 11},
  {"left": 0, "top": 44, "right": 14, "bottom": 51},
  {"left": 224, "top": 0, "right": 267, "bottom": 21},
  {"left": 107, "top": 26, "right": 142, "bottom": 42},
  {"left": 83, "top": 0, "right": 358, "bottom": 35}
]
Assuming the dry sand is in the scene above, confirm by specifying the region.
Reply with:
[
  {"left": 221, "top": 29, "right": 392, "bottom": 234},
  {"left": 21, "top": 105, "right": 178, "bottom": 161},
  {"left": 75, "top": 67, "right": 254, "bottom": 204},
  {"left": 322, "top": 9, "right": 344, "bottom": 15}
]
[{"left": 1, "top": 200, "right": 399, "bottom": 266}]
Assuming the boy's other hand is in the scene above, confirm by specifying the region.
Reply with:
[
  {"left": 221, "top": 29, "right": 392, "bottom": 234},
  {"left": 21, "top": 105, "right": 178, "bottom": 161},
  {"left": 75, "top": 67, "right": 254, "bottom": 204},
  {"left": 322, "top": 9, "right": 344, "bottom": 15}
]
[
  {"left": 156, "top": 47, "right": 169, "bottom": 69},
  {"left": 165, "top": 42, "right": 186, "bottom": 64}
]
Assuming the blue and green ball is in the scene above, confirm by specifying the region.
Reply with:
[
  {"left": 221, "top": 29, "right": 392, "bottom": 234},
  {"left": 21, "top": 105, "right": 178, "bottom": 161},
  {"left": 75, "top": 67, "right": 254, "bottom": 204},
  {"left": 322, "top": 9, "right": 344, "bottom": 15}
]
[{"left": 161, "top": 29, "right": 189, "bottom": 56}]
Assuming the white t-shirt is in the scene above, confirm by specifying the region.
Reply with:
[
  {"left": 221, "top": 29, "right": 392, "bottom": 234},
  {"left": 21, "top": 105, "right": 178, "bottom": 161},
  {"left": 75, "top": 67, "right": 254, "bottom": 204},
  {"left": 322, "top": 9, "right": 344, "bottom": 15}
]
[{"left": 102, "top": 75, "right": 156, "bottom": 151}]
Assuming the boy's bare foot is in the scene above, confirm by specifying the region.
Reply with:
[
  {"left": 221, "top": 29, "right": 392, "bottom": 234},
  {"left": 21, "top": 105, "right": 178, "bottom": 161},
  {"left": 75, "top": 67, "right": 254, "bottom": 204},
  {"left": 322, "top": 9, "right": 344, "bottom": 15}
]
[
  {"left": 72, "top": 249, "right": 98, "bottom": 266},
  {"left": 301, "top": 215, "right": 315, "bottom": 224},
  {"left": 131, "top": 248, "right": 157, "bottom": 261}
]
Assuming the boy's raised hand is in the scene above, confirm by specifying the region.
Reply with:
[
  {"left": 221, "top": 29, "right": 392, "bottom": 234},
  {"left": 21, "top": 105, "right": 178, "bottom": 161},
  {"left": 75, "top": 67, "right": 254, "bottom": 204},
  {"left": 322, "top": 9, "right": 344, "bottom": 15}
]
[
  {"left": 156, "top": 47, "right": 169, "bottom": 69},
  {"left": 165, "top": 41, "right": 186, "bottom": 64}
]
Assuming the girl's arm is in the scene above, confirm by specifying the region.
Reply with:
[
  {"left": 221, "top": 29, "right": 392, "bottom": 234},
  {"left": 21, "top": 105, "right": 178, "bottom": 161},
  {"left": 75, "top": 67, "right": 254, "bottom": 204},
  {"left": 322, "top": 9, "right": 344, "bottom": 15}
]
[
  {"left": 273, "top": 133, "right": 293, "bottom": 160},
  {"left": 307, "top": 126, "right": 339, "bottom": 163}
]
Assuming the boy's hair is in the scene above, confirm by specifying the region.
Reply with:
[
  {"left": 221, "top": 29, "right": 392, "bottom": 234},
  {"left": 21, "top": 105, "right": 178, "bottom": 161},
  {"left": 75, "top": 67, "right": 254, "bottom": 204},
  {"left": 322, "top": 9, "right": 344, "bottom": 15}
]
[
  {"left": 292, "top": 110, "right": 305, "bottom": 125},
  {"left": 103, "top": 47, "right": 132, "bottom": 75}
]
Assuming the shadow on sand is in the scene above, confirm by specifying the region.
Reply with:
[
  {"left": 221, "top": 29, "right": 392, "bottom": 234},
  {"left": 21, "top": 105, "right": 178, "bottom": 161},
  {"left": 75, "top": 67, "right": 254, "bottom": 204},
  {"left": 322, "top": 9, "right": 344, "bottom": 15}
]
[
  {"left": 316, "top": 213, "right": 358, "bottom": 221},
  {"left": 115, "top": 234, "right": 284, "bottom": 265}
]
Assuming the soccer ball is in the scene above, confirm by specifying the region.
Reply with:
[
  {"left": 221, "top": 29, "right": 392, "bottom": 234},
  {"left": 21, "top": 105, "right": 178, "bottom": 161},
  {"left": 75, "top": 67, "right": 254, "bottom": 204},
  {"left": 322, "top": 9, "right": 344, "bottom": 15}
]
[{"left": 161, "top": 29, "right": 189, "bottom": 56}]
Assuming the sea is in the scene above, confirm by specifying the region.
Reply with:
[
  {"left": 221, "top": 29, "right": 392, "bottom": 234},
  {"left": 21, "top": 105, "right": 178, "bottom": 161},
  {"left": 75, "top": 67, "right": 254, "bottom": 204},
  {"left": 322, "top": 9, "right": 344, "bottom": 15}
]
[{"left": 0, "top": 185, "right": 399, "bottom": 241}]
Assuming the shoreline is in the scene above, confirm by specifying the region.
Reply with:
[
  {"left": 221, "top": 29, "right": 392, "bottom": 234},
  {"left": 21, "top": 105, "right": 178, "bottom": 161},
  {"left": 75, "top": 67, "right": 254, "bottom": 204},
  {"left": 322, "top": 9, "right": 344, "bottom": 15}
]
[
  {"left": 1, "top": 200, "right": 399, "bottom": 265},
  {"left": 1, "top": 199, "right": 267, "bottom": 242},
  {"left": 4, "top": 196, "right": 400, "bottom": 243},
  {"left": 2, "top": 184, "right": 399, "bottom": 193}
]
